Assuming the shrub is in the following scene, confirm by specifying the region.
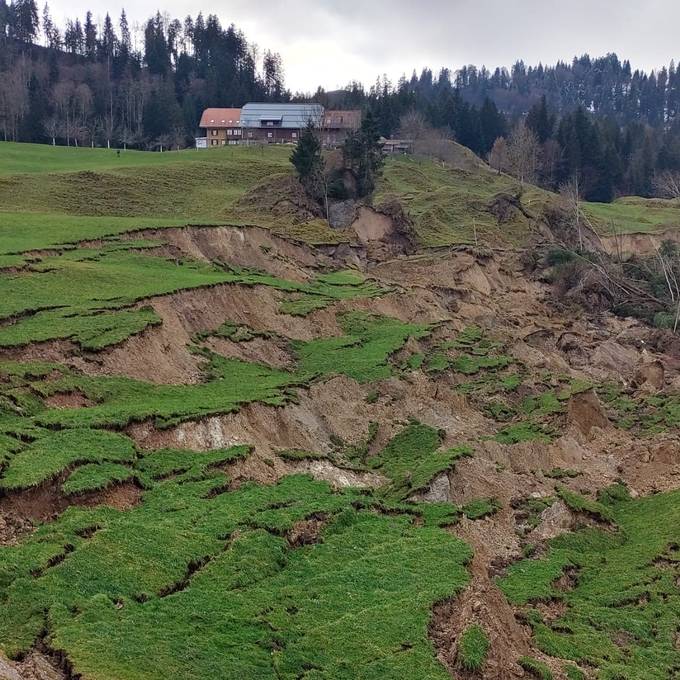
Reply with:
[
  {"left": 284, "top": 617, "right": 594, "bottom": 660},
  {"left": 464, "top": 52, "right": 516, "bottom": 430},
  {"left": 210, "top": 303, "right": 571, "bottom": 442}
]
[{"left": 546, "top": 248, "right": 575, "bottom": 266}]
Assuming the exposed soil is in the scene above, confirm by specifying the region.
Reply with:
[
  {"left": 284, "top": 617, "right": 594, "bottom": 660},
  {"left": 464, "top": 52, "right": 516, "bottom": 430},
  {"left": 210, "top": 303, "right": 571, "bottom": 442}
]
[
  {"left": 288, "top": 459, "right": 386, "bottom": 489},
  {"left": 0, "top": 509, "right": 33, "bottom": 546},
  {"left": 600, "top": 228, "right": 680, "bottom": 258},
  {"left": 75, "top": 481, "right": 143, "bottom": 511},
  {"left": 0, "top": 479, "right": 142, "bottom": 533},
  {"left": 0, "top": 478, "right": 72, "bottom": 525},
  {"left": 0, "top": 650, "right": 66, "bottom": 680},
  {"left": 204, "top": 335, "right": 295, "bottom": 369},
  {"left": 45, "top": 391, "right": 94, "bottom": 409},
  {"left": 286, "top": 514, "right": 327, "bottom": 547},
  {"left": 431, "top": 514, "right": 532, "bottom": 680},
  {"left": 130, "top": 224, "right": 329, "bottom": 282},
  {"left": 567, "top": 389, "right": 611, "bottom": 437}
]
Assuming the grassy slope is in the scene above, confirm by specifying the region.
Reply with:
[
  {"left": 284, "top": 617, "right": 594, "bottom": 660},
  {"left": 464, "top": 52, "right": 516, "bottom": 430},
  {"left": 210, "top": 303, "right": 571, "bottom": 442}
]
[
  {"left": 0, "top": 474, "right": 471, "bottom": 679},
  {"left": 4, "top": 141, "right": 680, "bottom": 254},
  {"left": 0, "top": 235, "right": 385, "bottom": 349},
  {"left": 584, "top": 196, "right": 680, "bottom": 235},
  {"left": 375, "top": 156, "right": 549, "bottom": 247},
  {"left": 0, "top": 141, "right": 290, "bottom": 175},
  {"left": 376, "top": 154, "right": 680, "bottom": 243},
  {"left": 500, "top": 488, "right": 680, "bottom": 679},
  {"left": 0, "top": 354, "right": 480, "bottom": 678},
  {"left": 0, "top": 142, "right": 343, "bottom": 248}
]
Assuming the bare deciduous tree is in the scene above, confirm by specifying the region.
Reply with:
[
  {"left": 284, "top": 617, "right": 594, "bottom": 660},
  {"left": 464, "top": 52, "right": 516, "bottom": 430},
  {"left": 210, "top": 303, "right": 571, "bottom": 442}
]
[
  {"left": 52, "top": 80, "right": 75, "bottom": 145},
  {"left": 654, "top": 170, "right": 680, "bottom": 199},
  {"left": 0, "top": 65, "right": 29, "bottom": 141},
  {"left": 507, "top": 122, "right": 540, "bottom": 186},
  {"left": 488, "top": 136, "right": 508, "bottom": 174},
  {"left": 541, "top": 138, "right": 562, "bottom": 186},
  {"left": 560, "top": 174, "right": 583, "bottom": 251},
  {"left": 44, "top": 115, "right": 59, "bottom": 145},
  {"left": 398, "top": 112, "right": 461, "bottom": 166},
  {"left": 398, "top": 110, "right": 427, "bottom": 142}
]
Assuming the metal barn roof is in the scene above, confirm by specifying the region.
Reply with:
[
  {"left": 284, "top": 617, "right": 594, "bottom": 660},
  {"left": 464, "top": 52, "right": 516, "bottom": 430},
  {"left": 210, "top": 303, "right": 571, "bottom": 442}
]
[{"left": 240, "top": 103, "right": 324, "bottom": 129}]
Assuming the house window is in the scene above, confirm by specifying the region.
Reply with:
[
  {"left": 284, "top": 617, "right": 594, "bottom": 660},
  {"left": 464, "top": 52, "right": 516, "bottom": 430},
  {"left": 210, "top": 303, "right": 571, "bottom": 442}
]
[
  {"left": 211, "top": 140, "right": 217, "bottom": 146},
  {"left": 267, "top": 132, "right": 273, "bottom": 138},
  {"left": 248, "top": 132, "right": 253, "bottom": 138},
  {"left": 211, "top": 129, "right": 217, "bottom": 136},
  {"left": 266, "top": 121, "right": 273, "bottom": 126},
  {"left": 221, "top": 140, "right": 226, "bottom": 145},
  {"left": 292, "top": 132, "right": 297, "bottom": 139},
  {"left": 235, "top": 129, "right": 241, "bottom": 136}
]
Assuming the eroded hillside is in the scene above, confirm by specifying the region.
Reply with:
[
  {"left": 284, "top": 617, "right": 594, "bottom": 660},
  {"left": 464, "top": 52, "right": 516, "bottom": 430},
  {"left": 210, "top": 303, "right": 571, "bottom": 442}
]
[{"left": 1, "top": 144, "right": 680, "bottom": 680}]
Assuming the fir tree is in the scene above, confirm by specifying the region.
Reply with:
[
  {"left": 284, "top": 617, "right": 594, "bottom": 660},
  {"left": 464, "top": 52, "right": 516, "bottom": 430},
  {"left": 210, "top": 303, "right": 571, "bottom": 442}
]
[
  {"left": 84, "top": 10, "right": 96, "bottom": 58},
  {"left": 11, "top": 0, "right": 39, "bottom": 42},
  {"left": 526, "top": 95, "right": 554, "bottom": 143},
  {"left": 290, "top": 122, "right": 325, "bottom": 209},
  {"left": 343, "top": 108, "right": 384, "bottom": 197}
]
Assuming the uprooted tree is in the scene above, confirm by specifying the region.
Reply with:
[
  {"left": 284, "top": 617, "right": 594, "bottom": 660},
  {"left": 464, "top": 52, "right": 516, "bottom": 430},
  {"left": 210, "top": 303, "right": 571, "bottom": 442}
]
[{"left": 543, "top": 238, "right": 680, "bottom": 332}]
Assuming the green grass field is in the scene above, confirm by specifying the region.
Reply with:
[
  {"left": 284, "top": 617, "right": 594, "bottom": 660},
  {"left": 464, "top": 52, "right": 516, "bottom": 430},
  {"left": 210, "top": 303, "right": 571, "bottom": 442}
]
[
  {"left": 0, "top": 141, "right": 290, "bottom": 175},
  {"left": 0, "top": 473, "right": 472, "bottom": 679},
  {"left": 0, "top": 353, "right": 486, "bottom": 678},
  {"left": 0, "top": 143, "right": 292, "bottom": 228},
  {"left": 0, "top": 141, "right": 346, "bottom": 247}
]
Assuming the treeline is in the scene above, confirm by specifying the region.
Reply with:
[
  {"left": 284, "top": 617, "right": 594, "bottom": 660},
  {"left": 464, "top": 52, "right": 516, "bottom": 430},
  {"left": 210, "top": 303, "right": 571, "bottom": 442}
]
[
  {"left": 314, "top": 60, "right": 680, "bottom": 201},
  {"left": 0, "top": 0, "right": 286, "bottom": 148}
]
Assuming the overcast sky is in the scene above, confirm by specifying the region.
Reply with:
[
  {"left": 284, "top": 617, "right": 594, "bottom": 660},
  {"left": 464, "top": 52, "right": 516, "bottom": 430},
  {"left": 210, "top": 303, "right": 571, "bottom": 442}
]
[{"left": 48, "top": 0, "right": 680, "bottom": 92}]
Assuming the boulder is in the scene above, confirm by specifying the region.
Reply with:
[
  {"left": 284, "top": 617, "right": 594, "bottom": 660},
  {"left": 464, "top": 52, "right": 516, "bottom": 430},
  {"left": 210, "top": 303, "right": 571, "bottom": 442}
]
[{"left": 568, "top": 389, "right": 610, "bottom": 437}]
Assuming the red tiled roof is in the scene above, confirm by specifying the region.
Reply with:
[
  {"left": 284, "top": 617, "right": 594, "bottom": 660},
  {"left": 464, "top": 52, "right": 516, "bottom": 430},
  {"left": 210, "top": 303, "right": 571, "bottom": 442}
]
[
  {"left": 322, "top": 110, "right": 362, "bottom": 130},
  {"left": 199, "top": 108, "right": 242, "bottom": 128}
]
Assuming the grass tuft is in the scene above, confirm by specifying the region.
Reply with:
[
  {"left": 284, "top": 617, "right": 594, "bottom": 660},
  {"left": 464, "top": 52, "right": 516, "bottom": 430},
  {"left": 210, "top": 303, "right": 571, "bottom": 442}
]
[{"left": 458, "top": 624, "right": 490, "bottom": 671}]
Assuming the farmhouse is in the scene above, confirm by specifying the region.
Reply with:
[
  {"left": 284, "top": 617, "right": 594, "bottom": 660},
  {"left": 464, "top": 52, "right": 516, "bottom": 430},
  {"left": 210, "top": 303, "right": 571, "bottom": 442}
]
[
  {"left": 197, "top": 103, "right": 361, "bottom": 147},
  {"left": 198, "top": 108, "right": 242, "bottom": 147}
]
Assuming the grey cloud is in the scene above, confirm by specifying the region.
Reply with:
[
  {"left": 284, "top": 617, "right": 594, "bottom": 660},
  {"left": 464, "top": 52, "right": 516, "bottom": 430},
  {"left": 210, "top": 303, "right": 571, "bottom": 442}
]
[{"left": 48, "top": 0, "right": 680, "bottom": 91}]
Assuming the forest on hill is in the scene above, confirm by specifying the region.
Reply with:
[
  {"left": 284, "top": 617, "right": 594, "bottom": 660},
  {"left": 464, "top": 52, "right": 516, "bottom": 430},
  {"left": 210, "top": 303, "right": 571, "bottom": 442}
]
[{"left": 2, "top": 0, "right": 680, "bottom": 202}]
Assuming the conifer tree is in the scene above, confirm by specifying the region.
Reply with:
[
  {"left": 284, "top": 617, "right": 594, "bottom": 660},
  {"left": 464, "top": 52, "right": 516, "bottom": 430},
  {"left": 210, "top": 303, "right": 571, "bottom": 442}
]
[
  {"left": 291, "top": 121, "right": 325, "bottom": 208},
  {"left": 84, "top": 10, "right": 96, "bottom": 58},
  {"left": 526, "top": 95, "right": 555, "bottom": 144},
  {"left": 343, "top": 109, "right": 384, "bottom": 196}
]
